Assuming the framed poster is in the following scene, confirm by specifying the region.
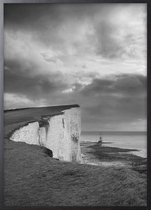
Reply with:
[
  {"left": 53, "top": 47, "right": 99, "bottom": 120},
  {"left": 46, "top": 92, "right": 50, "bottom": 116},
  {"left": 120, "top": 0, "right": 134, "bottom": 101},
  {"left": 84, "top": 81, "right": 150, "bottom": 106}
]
[{"left": 0, "top": 0, "right": 150, "bottom": 209}]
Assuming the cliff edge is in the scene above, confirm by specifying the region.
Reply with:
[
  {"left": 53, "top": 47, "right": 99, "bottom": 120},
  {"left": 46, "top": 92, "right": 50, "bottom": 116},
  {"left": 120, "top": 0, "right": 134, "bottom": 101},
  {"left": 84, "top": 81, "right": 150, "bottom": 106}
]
[{"left": 5, "top": 104, "right": 81, "bottom": 162}]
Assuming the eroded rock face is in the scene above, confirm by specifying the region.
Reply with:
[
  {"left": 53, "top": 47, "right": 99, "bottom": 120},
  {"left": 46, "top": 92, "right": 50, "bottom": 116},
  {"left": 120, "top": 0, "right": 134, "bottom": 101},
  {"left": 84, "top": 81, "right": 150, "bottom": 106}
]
[
  {"left": 10, "top": 107, "right": 81, "bottom": 162},
  {"left": 9, "top": 122, "right": 40, "bottom": 145}
]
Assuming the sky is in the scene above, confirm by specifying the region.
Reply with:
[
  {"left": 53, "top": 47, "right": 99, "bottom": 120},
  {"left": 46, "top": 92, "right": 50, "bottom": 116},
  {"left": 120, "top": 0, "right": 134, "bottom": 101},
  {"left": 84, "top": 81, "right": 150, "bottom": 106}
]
[{"left": 4, "top": 3, "right": 147, "bottom": 131}]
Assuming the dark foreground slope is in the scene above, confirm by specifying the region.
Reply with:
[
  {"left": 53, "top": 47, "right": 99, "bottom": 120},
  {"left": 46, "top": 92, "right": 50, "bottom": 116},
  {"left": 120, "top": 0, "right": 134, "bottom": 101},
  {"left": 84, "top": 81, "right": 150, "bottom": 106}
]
[{"left": 5, "top": 139, "right": 146, "bottom": 206}]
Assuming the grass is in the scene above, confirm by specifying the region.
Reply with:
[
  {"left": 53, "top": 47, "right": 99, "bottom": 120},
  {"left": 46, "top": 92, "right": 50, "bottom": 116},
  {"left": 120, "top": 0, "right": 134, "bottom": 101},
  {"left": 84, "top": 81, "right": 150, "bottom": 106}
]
[{"left": 5, "top": 139, "right": 147, "bottom": 206}]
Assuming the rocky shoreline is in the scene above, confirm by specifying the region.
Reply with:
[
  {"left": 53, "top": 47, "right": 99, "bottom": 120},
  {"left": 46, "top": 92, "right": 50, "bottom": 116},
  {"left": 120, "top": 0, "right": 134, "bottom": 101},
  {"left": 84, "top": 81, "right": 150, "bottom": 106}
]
[{"left": 81, "top": 141, "right": 147, "bottom": 174}]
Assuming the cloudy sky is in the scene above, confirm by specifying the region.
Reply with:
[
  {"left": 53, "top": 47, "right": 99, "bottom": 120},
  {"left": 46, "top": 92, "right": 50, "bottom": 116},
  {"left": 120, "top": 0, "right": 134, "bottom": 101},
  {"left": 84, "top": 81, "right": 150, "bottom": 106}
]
[{"left": 4, "top": 3, "right": 147, "bottom": 131}]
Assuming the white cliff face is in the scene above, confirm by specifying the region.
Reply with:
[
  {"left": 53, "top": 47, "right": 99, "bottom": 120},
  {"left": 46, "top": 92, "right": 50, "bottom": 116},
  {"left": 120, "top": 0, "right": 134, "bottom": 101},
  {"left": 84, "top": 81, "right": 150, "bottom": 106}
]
[
  {"left": 46, "top": 114, "right": 71, "bottom": 161},
  {"left": 10, "top": 107, "right": 81, "bottom": 163},
  {"left": 64, "top": 108, "right": 81, "bottom": 162},
  {"left": 10, "top": 122, "right": 40, "bottom": 145}
]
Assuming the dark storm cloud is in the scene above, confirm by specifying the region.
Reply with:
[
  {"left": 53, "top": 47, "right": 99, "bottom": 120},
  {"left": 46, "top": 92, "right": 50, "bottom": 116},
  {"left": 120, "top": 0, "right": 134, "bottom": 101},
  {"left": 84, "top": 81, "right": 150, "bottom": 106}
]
[
  {"left": 4, "top": 4, "right": 102, "bottom": 28},
  {"left": 82, "top": 94, "right": 146, "bottom": 123},
  {"left": 4, "top": 60, "right": 68, "bottom": 100},
  {"left": 4, "top": 4, "right": 123, "bottom": 55},
  {"left": 114, "top": 74, "right": 146, "bottom": 93},
  {"left": 81, "top": 74, "right": 146, "bottom": 96},
  {"left": 4, "top": 4, "right": 97, "bottom": 47},
  {"left": 4, "top": 4, "right": 146, "bottom": 61},
  {"left": 79, "top": 74, "right": 146, "bottom": 128}
]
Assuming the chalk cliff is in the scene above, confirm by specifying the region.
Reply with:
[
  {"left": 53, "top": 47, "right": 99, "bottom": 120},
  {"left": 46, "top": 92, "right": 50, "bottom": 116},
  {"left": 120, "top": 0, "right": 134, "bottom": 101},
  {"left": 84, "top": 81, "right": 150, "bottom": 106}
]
[{"left": 9, "top": 106, "right": 81, "bottom": 162}]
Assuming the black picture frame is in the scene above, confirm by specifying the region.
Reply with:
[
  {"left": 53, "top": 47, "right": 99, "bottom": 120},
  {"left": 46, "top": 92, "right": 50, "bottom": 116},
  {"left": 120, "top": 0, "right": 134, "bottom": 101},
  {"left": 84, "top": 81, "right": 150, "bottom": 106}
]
[{"left": 0, "top": 0, "right": 150, "bottom": 210}]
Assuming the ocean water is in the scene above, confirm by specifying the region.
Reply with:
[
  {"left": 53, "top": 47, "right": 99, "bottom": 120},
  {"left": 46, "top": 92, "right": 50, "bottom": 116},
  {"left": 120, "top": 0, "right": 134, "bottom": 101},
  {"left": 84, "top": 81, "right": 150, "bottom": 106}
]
[{"left": 81, "top": 131, "right": 147, "bottom": 158}]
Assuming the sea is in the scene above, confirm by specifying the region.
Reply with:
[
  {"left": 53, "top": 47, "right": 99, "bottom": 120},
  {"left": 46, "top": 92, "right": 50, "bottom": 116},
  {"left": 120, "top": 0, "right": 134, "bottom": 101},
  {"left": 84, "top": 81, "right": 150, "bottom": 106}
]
[{"left": 81, "top": 131, "right": 147, "bottom": 158}]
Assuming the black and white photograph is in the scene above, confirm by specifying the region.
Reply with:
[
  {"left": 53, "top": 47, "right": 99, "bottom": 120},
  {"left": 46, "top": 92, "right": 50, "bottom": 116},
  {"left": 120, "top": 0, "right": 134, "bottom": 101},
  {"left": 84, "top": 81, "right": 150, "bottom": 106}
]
[{"left": 4, "top": 3, "right": 147, "bottom": 206}]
